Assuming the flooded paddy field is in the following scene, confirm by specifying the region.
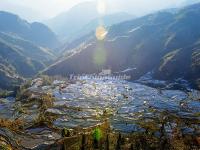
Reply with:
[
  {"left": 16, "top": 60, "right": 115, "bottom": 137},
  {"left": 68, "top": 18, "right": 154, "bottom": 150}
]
[{"left": 0, "top": 77, "right": 200, "bottom": 149}]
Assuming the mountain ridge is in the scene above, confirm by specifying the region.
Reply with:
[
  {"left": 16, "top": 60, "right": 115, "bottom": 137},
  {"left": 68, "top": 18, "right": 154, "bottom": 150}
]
[
  {"left": 0, "top": 12, "right": 59, "bottom": 90},
  {"left": 45, "top": 1, "right": 135, "bottom": 43},
  {"left": 0, "top": 11, "right": 60, "bottom": 49},
  {"left": 44, "top": 3, "right": 200, "bottom": 89}
]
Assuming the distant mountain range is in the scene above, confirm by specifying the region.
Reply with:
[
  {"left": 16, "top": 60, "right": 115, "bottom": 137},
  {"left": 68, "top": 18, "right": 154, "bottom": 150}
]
[
  {"left": 0, "top": 11, "right": 60, "bottom": 49},
  {"left": 0, "top": 31, "right": 56, "bottom": 89},
  {"left": 55, "top": 12, "right": 135, "bottom": 54},
  {"left": 45, "top": 3, "right": 200, "bottom": 89},
  {"left": 0, "top": 11, "right": 58, "bottom": 90},
  {"left": 182, "top": 0, "right": 200, "bottom": 6},
  {"left": 65, "top": 12, "right": 134, "bottom": 43},
  {"left": 0, "top": 8, "right": 134, "bottom": 90},
  {"left": 45, "top": 2, "right": 99, "bottom": 40},
  {"left": 0, "top": 2, "right": 200, "bottom": 90},
  {"left": 45, "top": 2, "right": 134, "bottom": 42}
]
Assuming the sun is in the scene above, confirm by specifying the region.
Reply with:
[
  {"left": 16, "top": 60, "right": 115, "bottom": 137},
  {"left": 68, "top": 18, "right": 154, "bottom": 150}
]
[{"left": 95, "top": 26, "right": 107, "bottom": 40}]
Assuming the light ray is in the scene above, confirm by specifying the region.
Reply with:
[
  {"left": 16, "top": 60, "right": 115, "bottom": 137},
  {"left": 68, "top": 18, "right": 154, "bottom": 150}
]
[{"left": 97, "top": 0, "right": 106, "bottom": 15}]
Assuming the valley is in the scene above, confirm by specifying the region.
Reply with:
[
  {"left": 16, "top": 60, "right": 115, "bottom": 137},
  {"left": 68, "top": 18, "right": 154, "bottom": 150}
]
[{"left": 0, "top": 1, "right": 199, "bottom": 149}]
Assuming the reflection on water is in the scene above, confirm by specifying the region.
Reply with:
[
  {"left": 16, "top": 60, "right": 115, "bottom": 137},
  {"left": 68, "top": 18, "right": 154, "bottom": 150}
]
[
  {"left": 2, "top": 79, "right": 200, "bottom": 130},
  {"left": 27, "top": 78, "right": 200, "bottom": 131},
  {"left": 0, "top": 78, "right": 200, "bottom": 149}
]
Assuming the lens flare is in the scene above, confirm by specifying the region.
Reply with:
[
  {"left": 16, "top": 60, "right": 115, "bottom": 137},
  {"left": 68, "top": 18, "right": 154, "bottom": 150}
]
[
  {"left": 93, "top": 42, "right": 107, "bottom": 66},
  {"left": 95, "top": 26, "right": 107, "bottom": 40},
  {"left": 97, "top": 0, "right": 106, "bottom": 15},
  {"left": 93, "top": 47, "right": 106, "bottom": 66}
]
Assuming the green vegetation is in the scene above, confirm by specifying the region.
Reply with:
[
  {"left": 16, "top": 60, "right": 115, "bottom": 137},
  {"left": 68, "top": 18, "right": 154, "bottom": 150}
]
[
  {"left": 0, "top": 144, "right": 12, "bottom": 150},
  {"left": 93, "top": 128, "right": 102, "bottom": 141}
]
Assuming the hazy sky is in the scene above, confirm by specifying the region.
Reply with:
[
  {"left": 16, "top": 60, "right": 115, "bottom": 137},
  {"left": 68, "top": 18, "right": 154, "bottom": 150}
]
[{"left": 0, "top": 0, "right": 193, "bottom": 21}]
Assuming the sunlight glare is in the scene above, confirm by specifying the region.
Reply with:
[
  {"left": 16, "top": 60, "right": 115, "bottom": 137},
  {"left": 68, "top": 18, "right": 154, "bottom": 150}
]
[
  {"left": 97, "top": 0, "right": 106, "bottom": 15},
  {"left": 95, "top": 26, "right": 107, "bottom": 40},
  {"left": 93, "top": 47, "right": 106, "bottom": 66},
  {"left": 93, "top": 42, "right": 106, "bottom": 66}
]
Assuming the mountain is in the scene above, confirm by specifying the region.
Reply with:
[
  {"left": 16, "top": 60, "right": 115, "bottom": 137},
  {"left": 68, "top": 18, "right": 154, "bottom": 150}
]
[
  {"left": 67, "top": 12, "right": 134, "bottom": 43},
  {"left": 44, "top": 3, "right": 200, "bottom": 89},
  {"left": 0, "top": 32, "right": 56, "bottom": 89},
  {"left": 0, "top": 11, "right": 61, "bottom": 90},
  {"left": 0, "top": 0, "right": 45, "bottom": 22},
  {"left": 45, "top": 2, "right": 98, "bottom": 40},
  {"left": 0, "top": 54, "right": 23, "bottom": 90},
  {"left": 0, "top": 11, "right": 60, "bottom": 49},
  {"left": 56, "top": 12, "right": 134, "bottom": 54},
  {"left": 181, "top": 0, "right": 200, "bottom": 6},
  {"left": 45, "top": 2, "right": 134, "bottom": 42},
  {"left": 0, "top": 32, "right": 55, "bottom": 63}
]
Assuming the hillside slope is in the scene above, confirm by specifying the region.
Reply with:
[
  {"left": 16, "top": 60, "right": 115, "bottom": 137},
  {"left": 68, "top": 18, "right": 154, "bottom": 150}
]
[
  {"left": 45, "top": 2, "right": 98, "bottom": 40},
  {"left": 45, "top": 3, "right": 200, "bottom": 89},
  {"left": 45, "top": 2, "right": 134, "bottom": 43},
  {"left": 0, "top": 11, "right": 60, "bottom": 49},
  {"left": 0, "top": 11, "right": 60, "bottom": 90}
]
